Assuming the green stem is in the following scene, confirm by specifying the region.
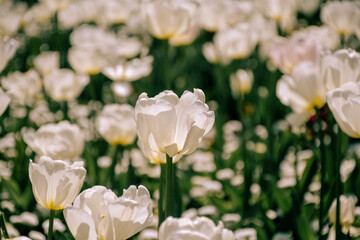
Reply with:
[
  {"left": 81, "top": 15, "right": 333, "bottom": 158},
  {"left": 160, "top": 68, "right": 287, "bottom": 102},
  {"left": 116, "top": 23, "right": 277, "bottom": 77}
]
[
  {"left": 158, "top": 163, "right": 166, "bottom": 228},
  {"left": 335, "top": 128, "right": 342, "bottom": 240},
  {"left": 108, "top": 144, "right": 119, "bottom": 187},
  {"left": 316, "top": 108, "right": 325, "bottom": 240},
  {"left": 165, "top": 154, "right": 173, "bottom": 218},
  {"left": 47, "top": 209, "right": 56, "bottom": 240},
  {"left": 0, "top": 211, "right": 9, "bottom": 239},
  {"left": 162, "top": 40, "right": 170, "bottom": 90}
]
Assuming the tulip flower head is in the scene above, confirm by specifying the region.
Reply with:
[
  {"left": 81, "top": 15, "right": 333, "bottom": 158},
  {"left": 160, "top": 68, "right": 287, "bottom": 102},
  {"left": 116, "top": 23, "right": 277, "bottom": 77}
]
[
  {"left": 328, "top": 195, "right": 357, "bottom": 234},
  {"left": 134, "top": 89, "right": 215, "bottom": 163},
  {"left": 0, "top": 37, "right": 19, "bottom": 74},
  {"left": 327, "top": 82, "right": 360, "bottom": 138},
  {"left": 64, "top": 185, "right": 153, "bottom": 240},
  {"left": 23, "top": 121, "right": 85, "bottom": 161},
  {"left": 29, "top": 156, "right": 86, "bottom": 210},
  {"left": 95, "top": 103, "right": 137, "bottom": 146},
  {"left": 141, "top": 0, "right": 191, "bottom": 40},
  {"left": 159, "top": 216, "right": 235, "bottom": 240},
  {"left": 320, "top": 49, "right": 360, "bottom": 92}
]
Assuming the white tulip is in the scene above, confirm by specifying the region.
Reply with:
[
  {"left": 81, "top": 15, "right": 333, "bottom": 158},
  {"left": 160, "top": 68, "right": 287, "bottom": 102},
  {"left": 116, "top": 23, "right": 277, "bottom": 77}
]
[
  {"left": 276, "top": 61, "right": 326, "bottom": 115},
  {"left": 64, "top": 185, "right": 153, "bottom": 240},
  {"left": 327, "top": 82, "right": 360, "bottom": 138},
  {"left": 230, "top": 69, "right": 254, "bottom": 96},
  {"left": 0, "top": 37, "right": 19, "bottom": 73},
  {"left": 23, "top": 121, "right": 85, "bottom": 161},
  {"left": 328, "top": 195, "right": 357, "bottom": 233},
  {"left": 43, "top": 68, "right": 89, "bottom": 102},
  {"left": 159, "top": 216, "right": 235, "bottom": 240},
  {"left": 141, "top": 0, "right": 191, "bottom": 39},
  {"left": 29, "top": 156, "right": 86, "bottom": 210},
  {"left": 135, "top": 89, "right": 214, "bottom": 161},
  {"left": 1, "top": 70, "right": 42, "bottom": 104},
  {"left": 321, "top": 1, "right": 360, "bottom": 37},
  {"left": 33, "top": 51, "right": 60, "bottom": 76},
  {"left": 320, "top": 49, "right": 360, "bottom": 92},
  {"left": 95, "top": 104, "right": 137, "bottom": 146},
  {"left": 102, "top": 56, "right": 154, "bottom": 82}
]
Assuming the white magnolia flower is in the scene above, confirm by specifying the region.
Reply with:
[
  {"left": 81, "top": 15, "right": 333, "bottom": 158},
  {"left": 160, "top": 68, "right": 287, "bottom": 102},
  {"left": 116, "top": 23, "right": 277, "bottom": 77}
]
[
  {"left": 95, "top": 104, "right": 137, "bottom": 145},
  {"left": 64, "top": 185, "right": 153, "bottom": 240},
  {"left": 327, "top": 82, "right": 360, "bottom": 138},
  {"left": 43, "top": 68, "right": 89, "bottom": 102},
  {"left": 1, "top": 70, "right": 42, "bottom": 104},
  {"left": 135, "top": 89, "right": 215, "bottom": 162},
  {"left": 23, "top": 121, "right": 85, "bottom": 161},
  {"left": 29, "top": 156, "right": 86, "bottom": 210},
  {"left": 159, "top": 216, "right": 235, "bottom": 240},
  {"left": 0, "top": 37, "right": 19, "bottom": 73},
  {"left": 320, "top": 49, "right": 360, "bottom": 92}
]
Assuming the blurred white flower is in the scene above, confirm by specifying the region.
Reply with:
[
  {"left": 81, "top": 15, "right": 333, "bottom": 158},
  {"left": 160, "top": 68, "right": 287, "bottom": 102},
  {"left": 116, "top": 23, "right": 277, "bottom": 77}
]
[
  {"left": 24, "top": 121, "right": 85, "bottom": 161},
  {"left": 64, "top": 185, "right": 153, "bottom": 240},
  {"left": 43, "top": 68, "right": 89, "bottom": 102},
  {"left": 0, "top": 1, "right": 26, "bottom": 36},
  {"left": 39, "top": 0, "right": 71, "bottom": 12},
  {"left": 102, "top": 56, "right": 153, "bottom": 82},
  {"left": 320, "top": 49, "right": 360, "bottom": 92},
  {"left": 33, "top": 51, "right": 60, "bottom": 76},
  {"left": 159, "top": 216, "right": 235, "bottom": 240},
  {"left": 42, "top": 218, "right": 67, "bottom": 234},
  {"left": 341, "top": 159, "right": 356, "bottom": 183},
  {"left": 0, "top": 37, "right": 19, "bottom": 73},
  {"left": 268, "top": 35, "right": 321, "bottom": 74},
  {"left": 329, "top": 195, "right": 357, "bottom": 234},
  {"left": 321, "top": 1, "right": 360, "bottom": 37},
  {"left": 167, "top": 0, "right": 199, "bottom": 46},
  {"left": 230, "top": 69, "right": 254, "bottom": 96},
  {"left": 29, "top": 156, "right": 86, "bottom": 210},
  {"left": 23, "top": 3, "right": 54, "bottom": 36},
  {"left": 95, "top": 104, "right": 137, "bottom": 146},
  {"left": 111, "top": 82, "right": 133, "bottom": 99},
  {"left": 28, "top": 101, "right": 56, "bottom": 126},
  {"left": 0, "top": 87, "right": 11, "bottom": 116},
  {"left": 234, "top": 228, "right": 257, "bottom": 240},
  {"left": 29, "top": 230, "right": 46, "bottom": 240},
  {"left": 1, "top": 70, "right": 42, "bottom": 104},
  {"left": 204, "top": 24, "right": 258, "bottom": 65},
  {"left": 296, "top": 0, "right": 319, "bottom": 14},
  {"left": 135, "top": 89, "right": 214, "bottom": 162},
  {"left": 10, "top": 212, "right": 39, "bottom": 226},
  {"left": 141, "top": 0, "right": 191, "bottom": 39},
  {"left": 57, "top": 0, "right": 98, "bottom": 29},
  {"left": 291, "top": 26, "right": 339, "bottom": 52},
  {"left": 68, "top": 47, "right": 105, "bottom": 75},
  {"left": 196, "top": 0, "right": 253, "bottom": 32},
  {"left": 186, "top": 150, "right": 216, "bottom": 173},
  {"left": 95, "top": 0, "right": 139, "bottom": 26},
  {"left": 256, "top": 0, "right": 297, "bottom": 24},
  {"left": 327, "top": 82, "right": 360, "bottom": 138}
]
